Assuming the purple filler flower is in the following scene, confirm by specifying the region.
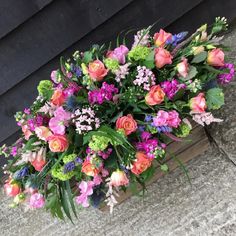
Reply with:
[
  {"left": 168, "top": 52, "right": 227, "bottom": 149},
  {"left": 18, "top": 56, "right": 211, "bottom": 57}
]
[{"left": 217, "top": 63, "right": 235, "bottom": 84}]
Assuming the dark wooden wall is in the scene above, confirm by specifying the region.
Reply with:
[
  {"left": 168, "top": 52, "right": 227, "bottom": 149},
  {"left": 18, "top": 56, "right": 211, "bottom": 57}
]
[{"left": 0, "top": 0, "right": 235, "bottom": 148}]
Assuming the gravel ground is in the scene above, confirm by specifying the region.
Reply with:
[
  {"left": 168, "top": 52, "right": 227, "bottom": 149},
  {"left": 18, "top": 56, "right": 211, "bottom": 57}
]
[{"left": 0, "top": 26, "right": 236, "bottom": 236}]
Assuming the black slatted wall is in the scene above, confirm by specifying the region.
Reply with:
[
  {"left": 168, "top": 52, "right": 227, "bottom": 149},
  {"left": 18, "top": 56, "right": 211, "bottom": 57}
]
[{"left": 0, "top": 0, "right": 235, "bottom": 148}]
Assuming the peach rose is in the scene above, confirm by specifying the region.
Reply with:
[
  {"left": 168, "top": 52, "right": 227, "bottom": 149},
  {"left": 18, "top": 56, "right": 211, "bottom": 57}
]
[
  {"left": 116, "top": 114, "right": 137, "bottom": 136},
  {"left": 4, "top": 180, "right": 21, "bottom": 197},
  {"left": 207, "top": 48, "right": 225, "bottom": 67},
  {"left": 31, "top": 159, "right": 46, "bottom": 171},
  {"left": 176, "top": 58, "right": 189, "bottom": 78},
  {"left": 131, "top": 152, "right": 152, "bottom": 175},
  {"left": 155, "top": 47, "right": 173, "bottom": 68},
  {"left": 190, "top": 93, "right": 207, "bottom": 113},
  {"left": 48, "top": 134, "right": 69, "bottom": 152},
  {"left": 51, "top": 89, "right": 66, "bottom": 106},
  {"left": 88, "top": 60, "right": 108, "bottom": 81},
  {"left": 153, "top": 29, "right": 172, "bottom": 47},
  {"left": 145, "top": 85, "right": 165, "bottom": 106},
  {"left": 110, "top": 170, "right": 129, "bottom": 187},
  {"left": 35, "top": 126, "right": 52, "bottom": 141},
  {"left": 82, "top": 160, "right": 100, "bottom": 177}
]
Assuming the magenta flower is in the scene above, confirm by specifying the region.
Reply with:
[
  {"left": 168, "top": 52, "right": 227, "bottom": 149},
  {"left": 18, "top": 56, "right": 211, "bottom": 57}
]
[
  {"left": 161, "top": 79, "right": 186, "bottom": 100},
  {"left": 49, "top": 107, "right": 71, "bottom": 135},
  {"left": 76, "top": 181, "right": 94, "bottom": 207},
  {"left": 217, "top": 63, "right": 235, "bottom": 84}
]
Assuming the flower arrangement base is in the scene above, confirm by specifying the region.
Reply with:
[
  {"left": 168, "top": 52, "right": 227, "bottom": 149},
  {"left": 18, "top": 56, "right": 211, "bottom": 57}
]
[{"left": 99, "top": 124, "right": 209, "bottom": 212}]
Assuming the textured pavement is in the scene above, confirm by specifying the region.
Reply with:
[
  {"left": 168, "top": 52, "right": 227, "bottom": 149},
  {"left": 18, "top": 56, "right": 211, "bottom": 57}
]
[{"left": 0, "top": 28, "right": 236, "bottom": 236}]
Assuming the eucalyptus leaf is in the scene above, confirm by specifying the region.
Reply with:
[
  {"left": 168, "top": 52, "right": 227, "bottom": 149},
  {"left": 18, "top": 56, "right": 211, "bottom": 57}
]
[
  {"left": 191, "top": 51, "right": 207, "bottom": 63},
  {"left": 206, "top": 88, "right": 224, "bottom": 110}
]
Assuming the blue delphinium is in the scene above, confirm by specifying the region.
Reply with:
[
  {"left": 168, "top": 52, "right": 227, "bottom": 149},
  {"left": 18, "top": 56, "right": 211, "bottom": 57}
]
[
  {"left": 75, "top": 156, "right": 83, "bottom": 164},
  {"left": 65, "top": 95, "right": 78, "bottom": 111},
  {"left": 70, "top": 64, "right": 82, "bottom": 77},
  {"left": 166, "top": 31, "right": 188, "bottom": 46},
  {"left": 14, "top": 166, "right": 29, "bottom": 180},
  {"left": 156, "top": 126, "right": 172, "bottom": 133},
  {"left": 90, "top": 188, "right": 105, "bottom": 208}
]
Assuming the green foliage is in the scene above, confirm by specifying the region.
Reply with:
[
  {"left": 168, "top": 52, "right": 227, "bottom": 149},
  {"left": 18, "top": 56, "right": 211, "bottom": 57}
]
[
  {"left": 142, "top": 50, "right": 155, "bottom": 69},
  {"left": 37, "top": 80, "right": 53, "bottom": 99},
  {"left": 191, "top": 51, "right": 207, "bottom": 63},
  {"left": 206, "top": 88, "right": 224, "bottom": 110},
  {"left": 82, "top": 51, "right": 93, "bottom": 64},
  {"left": 128, "top": 46, "right": 151, "bottom": 61},
  {"left": 160, "top": 164, "right": 169, "bottom": 172}
]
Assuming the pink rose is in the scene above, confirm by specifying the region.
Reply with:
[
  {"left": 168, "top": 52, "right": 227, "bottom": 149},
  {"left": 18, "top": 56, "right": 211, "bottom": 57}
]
[
  {"left": 190, "top": 93, "right": 207, "bottom": 113},
  {"left": 116, "top": 114, "right": 137, "bottom": 136},
  {"left": 29, "top": 193, "right": 45, "bottom": 209},
  {"left": 4, "top": 180, "right": 21, "bottom": 197},
  {"left": 35, "top": 126, "right": 52, "bottom": 141},
  {"left": 110, "top": 170, "right": 129, "bottom": 187},
  {"left": 88, "top": 60, "right": 108, "bottom": 81},
  {"left": 22, "top": 125, "right": 32, "bottom": 140},
  {"left": 167, "top": 110, "right": 181, "bottom": 128},
  {"left": 177, "top": 58, "right": 189, "bottom": 78},
  {"left": 145, "top": 85, "right": 165, "bottom": 106},
  {"left": 207, "top": 48, "right": 225, "bottom": 67},
  {"left": 155, "top": 47, "right": 173, "bottom": 68},
  {"left": 153, "top": 29, "right": 172, "bottom": 47},
  {"left": 107, "top": 45, "right": 129, "bottom": 64},
  {"left": 51, "top": 89, "right": 66, "bottom": 106},
  {"left": 48, "top": 134, "right": 69, "bottom": 152}
]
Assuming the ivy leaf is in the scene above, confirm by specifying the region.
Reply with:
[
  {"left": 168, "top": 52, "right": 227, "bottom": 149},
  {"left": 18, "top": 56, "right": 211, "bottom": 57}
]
[
  {"left": 82, "top": 51, "right": 93, "bottom": 64},
  {"left": 206, "top": 88, "right": 224, "bottom": 110},
  {"left": 143, "top": 50, "right": 155, "bottom": 69},
  {"left": 191, "top": 51, "right": 207, "bottom": 63},
  {"left": 180, "top": 66, "right": 198, "bottom": 81},
  {"left": 160, "top": 164, "right": 169, "bottom": 172}
]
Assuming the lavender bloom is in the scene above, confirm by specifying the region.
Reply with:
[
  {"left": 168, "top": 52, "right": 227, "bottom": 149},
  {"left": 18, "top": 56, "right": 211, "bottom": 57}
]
[
  {"left": 161, "top": 79, "right": 186, "bottom": 100},
  {"left": 156, "top": 126, "right": 173, "bottom": 133},
  {"left": 133, "top": 66, "right": 156, "bottom": 91},
  {"left": 217, "top": 63, "right": 235, "bottom": 84},
  {"left": 64, "top": 161, "right": 75, "bottom": 173},
  {"left": 115, "top": 63, "right": 130, "bottom": 83},
  {"left": 75, "top": 156, "right": 83, "bottom": 164},
  {"left": 145, "top": 115, "right": 153, "bottom": 122},
  {"left": 70, "top": 64, "right": 82, "bottom": 77}
]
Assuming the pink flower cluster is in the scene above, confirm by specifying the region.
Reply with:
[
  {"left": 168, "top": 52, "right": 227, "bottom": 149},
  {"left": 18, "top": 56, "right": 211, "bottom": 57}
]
[
  {"left": 133, "top": 66, "right": 156, "bottom": 91},
  {"left": 191, "top": 112, "right": 223, "bottom": 126},
  {"left": 49, "top": 107, "right": 71, "bottom": 135},
  {"left": 88, "top": 82, "right": 118, "bottom": 105},
  {"left": 29, "top": 193, "right": 45, "bottom": 209},
  {"left": 152, "top": 110, "right": 181, "bottom": 128}
]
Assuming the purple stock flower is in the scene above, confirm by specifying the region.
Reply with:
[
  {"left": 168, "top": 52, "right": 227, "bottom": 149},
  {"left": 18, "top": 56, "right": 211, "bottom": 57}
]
[
  {"left": 88, "top": 82, "right": 118, "bottom": 105},
  {"left": 217, "top": 63, "right": 235, "bottom": 84},
  {"left": 161, "top": 79, "right": 186, "bottom": 100}
]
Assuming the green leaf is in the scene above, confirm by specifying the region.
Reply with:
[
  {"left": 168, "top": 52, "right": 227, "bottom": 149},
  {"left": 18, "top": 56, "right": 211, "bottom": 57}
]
[
  {"left": 160, "top": 164, "right": 169, "bottom": 172},
  {"left": 83, "top": 51, "right": 93, "bottom": 64},
  {"left": 140, "top": 165, "right": 155, "bottom": 182},
  {"left": 181, "top": 66, "right": 198, "bottom": 81},
  {"left": 206, "top": 88, "right": 224, "bottom": 110},
  {"left": 191, "top": 51, "right": 207, "bottom": 63},
  {"left": 143, "top": 50, "right": 155, "bottom": 69}
]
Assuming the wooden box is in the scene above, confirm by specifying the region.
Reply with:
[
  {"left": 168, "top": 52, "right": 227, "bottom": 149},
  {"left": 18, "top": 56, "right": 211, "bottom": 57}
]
[{"left": 100, "top": 124, "right": 209, "bottom": 211}]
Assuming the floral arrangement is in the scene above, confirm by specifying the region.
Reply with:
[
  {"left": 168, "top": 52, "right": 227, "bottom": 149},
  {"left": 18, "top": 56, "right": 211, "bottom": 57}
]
[{"left": 1, "top": 17, "right": 234, "bottom": 220}]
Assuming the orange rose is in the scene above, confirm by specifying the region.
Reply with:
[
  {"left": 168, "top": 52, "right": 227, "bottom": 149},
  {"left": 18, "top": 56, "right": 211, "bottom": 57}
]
[
  {"left": 116, "top": 114, "right": 137, "bottom": 136},
  {"left": 82, "top": 160, "right": 100, "bottom": 177},
  {"left": 207, "top": 48, "right": 225, "bottom": 67},
  {"left": 48, "top": 134, "right": 69, "bottom": 152},
  {"left": 153, "top": 29, "right": 172, "bottom": 47},
  {"left": 154, "top": 47, "right": 173, "bottom": 69},
  {"left": 110, "top": 170, "right": 129, "bottom": 187},
  {"left": 189, "top": 92, "right": 207, "bottom": 113},
  {"left": 145, "top": 85, "right": 165, "bottom": 106},
  {"left": 51, "top": 89, "right": 66, "bottom": 106},
  {"left": 31, "top": 159, "right": 46, "bottom": 171},
  {"left": 88, "top": 60, "right": 108, "bottom": 81},
  {"left": 131, "top": 152, "right": 152, "bottom": 175}
]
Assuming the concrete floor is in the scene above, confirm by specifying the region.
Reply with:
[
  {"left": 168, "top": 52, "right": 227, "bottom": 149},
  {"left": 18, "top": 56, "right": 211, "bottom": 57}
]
[{"left": 0, "top": 28, "right": 236, "bottom": 236}]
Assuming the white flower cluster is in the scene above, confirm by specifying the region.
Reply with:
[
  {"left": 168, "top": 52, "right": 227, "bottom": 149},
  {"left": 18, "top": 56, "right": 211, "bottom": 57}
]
[
  {"left": 72, "top": 107, "right": 100, "bottom": 134},
  {"left": 114, "top": 63, "right": 130, "bottom": 83},
  {"left": 132, "top": 29, "right": 150, "bottom": 48},
  {"left": 133, "top": 66, "right": 156, "bottom": 91}
]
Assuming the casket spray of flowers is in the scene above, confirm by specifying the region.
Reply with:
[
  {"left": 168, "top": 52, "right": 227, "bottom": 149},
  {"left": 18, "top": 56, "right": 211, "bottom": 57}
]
[{"left": 1, "top": 17, "right": 234, "bottom": 221}]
